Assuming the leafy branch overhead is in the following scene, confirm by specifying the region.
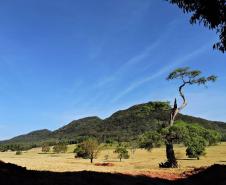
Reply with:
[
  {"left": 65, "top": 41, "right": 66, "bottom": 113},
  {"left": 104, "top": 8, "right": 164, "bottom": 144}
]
[{"left": 167, "top": 0, "right": 226, "bottom": 53}]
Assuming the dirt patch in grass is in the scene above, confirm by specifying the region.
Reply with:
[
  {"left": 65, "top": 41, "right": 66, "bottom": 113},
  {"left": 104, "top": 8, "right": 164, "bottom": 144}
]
[{"left": 95, "top": 162, "right": 114, "bottom": 166}]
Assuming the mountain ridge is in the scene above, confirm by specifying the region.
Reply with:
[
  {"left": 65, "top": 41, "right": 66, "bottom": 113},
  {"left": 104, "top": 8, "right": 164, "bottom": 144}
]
[{"left": 1, "top": 101, "right": 225, "bottom": 146}]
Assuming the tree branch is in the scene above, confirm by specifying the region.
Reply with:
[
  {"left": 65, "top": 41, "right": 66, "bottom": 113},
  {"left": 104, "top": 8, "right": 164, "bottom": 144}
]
[
  {"left": 169, "top": 82, "right": 188, "bottom": 126},
  {"left": 178, "top": 82, "right": 188, "bottom": 111}
]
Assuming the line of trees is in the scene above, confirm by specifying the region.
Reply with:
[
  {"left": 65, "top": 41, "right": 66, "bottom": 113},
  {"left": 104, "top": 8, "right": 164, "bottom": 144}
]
[{"left": 74, "top": 138, "right": 131, "bottom": 163}]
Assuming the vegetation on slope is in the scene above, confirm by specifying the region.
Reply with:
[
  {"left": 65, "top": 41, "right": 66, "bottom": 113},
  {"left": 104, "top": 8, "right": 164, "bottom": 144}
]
[{"left": 0, "top": 101, "right": 225, "bottom": 151}]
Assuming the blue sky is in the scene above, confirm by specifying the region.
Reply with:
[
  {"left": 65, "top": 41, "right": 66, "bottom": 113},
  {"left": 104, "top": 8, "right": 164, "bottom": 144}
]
[{"left": 0, "top": 0, "right": 225, "bottom": 140}]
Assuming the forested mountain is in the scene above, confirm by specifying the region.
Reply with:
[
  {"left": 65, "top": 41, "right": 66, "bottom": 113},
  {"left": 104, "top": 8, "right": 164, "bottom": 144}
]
[{"left": 1, "top": 101, "right": 225, "bottom": 149}]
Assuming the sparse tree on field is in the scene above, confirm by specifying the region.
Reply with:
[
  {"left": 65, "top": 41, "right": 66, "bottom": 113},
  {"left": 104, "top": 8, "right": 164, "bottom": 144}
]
[
  {"left": 129, "top": 141, "right": 138, "bottom": 158},
  {"left": 74, "top": 145, "right": 88, "bottom": 158},
  {"left": 114, "top": 145, "right": 129, "bottom": 162},
  {"left": 80, "top": 139, "right": 101, "bottom": 163},
  {"left": 104, "top": 154, "right": 109, "bottom": 161},
  {"left": 160, "top": 67, "right": 217, "bottom": 168},
  {"left": 139, "top": 131, "right": 163, "bottom": 151},
  {"left": 15, "top": 151, "right": 22, "bottom": 155},
  {"left": 41, "top": 143, "right": 50, "bottom": 153},
  {"left": 53, "top": 143, "right": 67, "bottom": 153},
  {"left": 185, "top": 136, "right": 206, "bottom": 160}
]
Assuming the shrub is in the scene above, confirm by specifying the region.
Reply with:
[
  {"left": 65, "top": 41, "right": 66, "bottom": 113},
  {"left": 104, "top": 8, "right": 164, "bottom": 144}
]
[
  {"left": 203, "top": 130, "right": 222, "bottom": 146},
  {"left": 104, "top": 154, "right": 109, "bottom": 161},
  {"left": 16, "top": 151, "right": 22, "bottom": 155},
  {"left": 53, "top": 143, "right": 67, "bottom": 153},
  {"left": 139, "top": 131, "right": 163, "bottom": 151},
  {"left": 114, "top": 145, "right": 129, "bottom": 162},
  {"left": 41, "top": 143, "right": 50, "bottom": 153},
  {"left": 74, "top": 138, "right": 101, "bottom": 163},
  {"left": 185, "top": 136, "right": 207, "bottom": 159},
  {"left": 74, "top": 145, "right": 89, "bottom": 158}
]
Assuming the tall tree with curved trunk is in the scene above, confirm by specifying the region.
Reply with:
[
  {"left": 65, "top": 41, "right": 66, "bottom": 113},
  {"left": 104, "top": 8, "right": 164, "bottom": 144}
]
[{"left": 161, "top": 67, "right": 217, "bottom": 168}]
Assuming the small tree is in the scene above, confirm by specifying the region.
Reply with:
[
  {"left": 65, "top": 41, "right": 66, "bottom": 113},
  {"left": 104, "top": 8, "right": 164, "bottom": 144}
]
[
  {"left": 161, "top": 67, "right": 217, "bottom": 168},
  {"left": 185, "top": 136, "right": 207, "bottom": 160},
  {"left": 104, "top": 154, "right": 109, "bottom": 161},
  {"left": 204, "top": 130, "right": 222, "bottom": 146},
  {"left": 129, "top": 140, "right": 138, "bottom": 157},
  {"left": 15, "top": 151, "right": 22, "bottom": 155},
  {"left": 53, "top": 143, "right": 67, "bottom": 153},
  {"left": 75, "top": 138, "right": 100, "bottom": 163},
  {"left": 41, "top": 143, "right": 50, "bottom": 153},
  {"left": 139, "top": 131, "right": 163, "bottom": 151},
  {"left": 114, "top": 145, "right": 129, "bottom": 162},
  {"left": 74, "top": 144, "right": 89, "bottom": 158}
]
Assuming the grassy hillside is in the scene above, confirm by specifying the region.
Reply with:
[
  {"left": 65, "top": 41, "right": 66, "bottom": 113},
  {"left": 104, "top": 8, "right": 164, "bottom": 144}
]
[{"left": 0, "top": 101, "right": 225, "bottom": 149}]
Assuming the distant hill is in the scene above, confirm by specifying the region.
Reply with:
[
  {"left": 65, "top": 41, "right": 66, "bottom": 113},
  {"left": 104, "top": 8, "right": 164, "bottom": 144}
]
[
  {"left": 7, "top": 129, "right": 52, "bottom": 143},
  {"left": 1, "top": 101, "right": 225, "bottom": 148},
  {"left": 52, "top": 116, "right": 103, "bottom": 140}
]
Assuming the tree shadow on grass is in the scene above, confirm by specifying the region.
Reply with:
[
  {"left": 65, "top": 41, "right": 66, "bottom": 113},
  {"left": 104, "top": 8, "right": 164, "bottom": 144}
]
[
  {"left": 0, "top": 161, "right": 225, "bottom": 185},
  {"left": 177, "top": 158, "right": 198, "bottom": 161}
]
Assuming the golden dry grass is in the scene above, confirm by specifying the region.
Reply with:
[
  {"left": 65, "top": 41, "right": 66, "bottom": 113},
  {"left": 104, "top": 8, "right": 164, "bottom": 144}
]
[{"left": 0, "top": 142, "right": 225, "bottom": 173}]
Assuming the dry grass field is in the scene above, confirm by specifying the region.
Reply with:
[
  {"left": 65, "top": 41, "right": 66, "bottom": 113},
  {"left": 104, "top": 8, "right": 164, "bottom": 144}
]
[{"left": 0, "top": 142, "right": 225, "bottom": 174}]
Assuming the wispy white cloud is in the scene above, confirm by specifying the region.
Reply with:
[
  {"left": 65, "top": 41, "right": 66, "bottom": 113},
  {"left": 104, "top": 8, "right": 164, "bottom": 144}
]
[
  {"left": 96, "top": 21, "right": 177, "bottom": 88},
  {"left": 97, "top": 17, "right": 185, "bottom": 89},
  {"left": 96, "top": 45, "right": 158, "bottom": 88},
  {"left": 111, "top": 44, "right": 209, "bottom": 102}
]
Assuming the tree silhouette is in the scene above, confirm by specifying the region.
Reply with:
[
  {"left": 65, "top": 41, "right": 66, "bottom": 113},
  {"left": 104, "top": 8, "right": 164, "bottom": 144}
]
[
  {"left": 167, "top": 0, "right": 226, "bottom": 53},
  {"left": 160, "top": 67, "right": 217, "bottom": 168}
]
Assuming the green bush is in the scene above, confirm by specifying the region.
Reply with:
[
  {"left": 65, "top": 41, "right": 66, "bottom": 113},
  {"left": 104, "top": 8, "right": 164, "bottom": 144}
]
[
  {"left": 74, "top": 138, "right": 100, "bottom": 163},
  {"left": 74, "top": 145, "right": 89, "bottom": 158},
  {"left": 139, "top": 131, "right": 163, "bottom": 151},
  {"left": 114, "top": 145, "right": 129, "bottom": 162},
  {"left": 185, "top": 136, "right": 207, "bottom": 159},
  {"left": 41, "top": 143, "right": 50, "bottom": 153},
  {"left": 16, "top": 151, "right": 22, "bottom": 155},
  {"left": 203, "top": 129, "right": 222, "bottom": 145},
  {"left": 53, "top": 143, "right": 67, "bottom": 153}
]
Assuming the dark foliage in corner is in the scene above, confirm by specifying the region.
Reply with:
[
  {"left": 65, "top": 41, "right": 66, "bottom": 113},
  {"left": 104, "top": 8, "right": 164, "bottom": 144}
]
[{"left": 167, "top": 0, "right": 226, "bottom": 53}]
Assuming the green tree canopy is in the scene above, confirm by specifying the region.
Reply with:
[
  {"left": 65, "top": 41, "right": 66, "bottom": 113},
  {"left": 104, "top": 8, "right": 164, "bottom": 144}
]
[
  {"left": 140, "top": 121, "right": 222, "bottom": 160},
  {"left": 53, "top": 143, "right": 67, "bottom": 153},
  {"left": 114, "top": 145, "right": 129, "bottom": 162},
  {"left": 74, "top": 138, "right": 100, "bottom": 163},
  {"left": 139, "top": 131, "right": 163, "bottom": 151}
]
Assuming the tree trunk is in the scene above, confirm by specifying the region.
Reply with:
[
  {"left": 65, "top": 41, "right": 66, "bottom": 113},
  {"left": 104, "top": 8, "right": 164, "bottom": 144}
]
[
  {"left": 165, "top": 139, "right": 178, "bottom": 168},
  {"left": 160, "top": 99, "right": 179, "bottom": 168},
  {"left": 162, "top": 99, "right": 178, "bottom": 168},
  {"left": 90, "top": 158, "right": 93, "bottom": 163},
  {"left": 160, "top": 82, "right": 187, "bottom": 168}
]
